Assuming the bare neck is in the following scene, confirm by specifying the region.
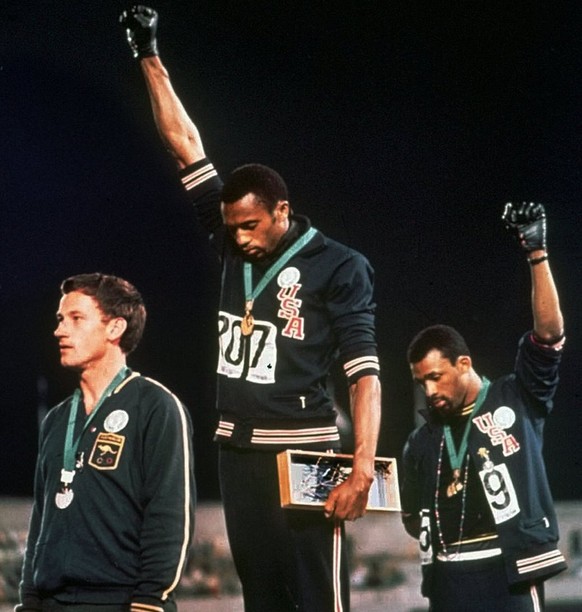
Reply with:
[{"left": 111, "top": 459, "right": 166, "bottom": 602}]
[
  {"left": 464, "top": 369, "right": 483, "bottom": 406},
  {"left": 79, "top": 354, "right": 127, "bottom": 414}
]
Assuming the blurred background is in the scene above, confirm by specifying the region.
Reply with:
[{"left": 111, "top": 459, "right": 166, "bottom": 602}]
[{"left": 0, "top": 1, "right": 580, "bottom": 607}]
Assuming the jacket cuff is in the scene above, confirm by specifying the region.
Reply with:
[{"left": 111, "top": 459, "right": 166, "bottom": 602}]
[{"left": 131, "top": 598, "right": 166, "bottom": 612}]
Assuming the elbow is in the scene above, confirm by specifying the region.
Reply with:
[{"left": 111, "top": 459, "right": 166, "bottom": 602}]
[
  {"left": 533, "top": 326, "right": 565, "bottom": 346},
  {"left": 534, "top": 320, "right": 565, "bottom": 345},
  {"left": 160, "top": 133, "right": 204, "bottom": 169}
]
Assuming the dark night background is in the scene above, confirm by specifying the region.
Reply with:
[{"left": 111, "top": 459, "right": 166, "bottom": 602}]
[{"left": 1, "top": 1, "right": 580, "bottom": 501}]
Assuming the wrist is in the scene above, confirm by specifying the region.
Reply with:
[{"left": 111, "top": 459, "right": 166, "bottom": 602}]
[
  {"left": 351, "top": 457, "right": 375, "bottom": 483},
  {"left": 527, "top": 250, "right": 548, "bottom": 266}
]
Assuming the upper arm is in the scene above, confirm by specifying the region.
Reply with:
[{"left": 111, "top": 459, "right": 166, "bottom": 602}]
[{"left": 514, "top": 333, "right": 563, "bottom": 415}]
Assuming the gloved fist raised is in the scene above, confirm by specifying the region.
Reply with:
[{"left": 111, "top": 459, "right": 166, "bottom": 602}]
[
  {"left": 502, "top": 201, "right": 547, "bottom": 252},
  {"left": 120, "top": 5, "right": 159, "bottom": 59}
]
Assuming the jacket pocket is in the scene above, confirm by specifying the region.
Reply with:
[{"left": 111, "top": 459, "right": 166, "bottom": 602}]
[{"left": 518, "top": 515, "right": 553, "bottom": 545}]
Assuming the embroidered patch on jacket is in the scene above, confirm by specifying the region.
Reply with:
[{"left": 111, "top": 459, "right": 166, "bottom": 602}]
[
  {"left": 473, "top": 410, "right": 521, "bottom": 456},
  {"left": 104, "top": 409, "right": 129, "bottom": 433},
  {"left": 217, "top": 311, "right": 277, "bottom": 383},
  {"left": 276, "top": 266, "right": 304, "bottom": 338},
  {"left": 419, "top": 508, "right": 433, "bottom": 565},
  {"left": 89, "top": 432, "right": 125, "bottom": 470}
]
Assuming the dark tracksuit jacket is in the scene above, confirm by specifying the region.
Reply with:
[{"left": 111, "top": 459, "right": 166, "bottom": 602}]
[
  {"left": 179, "top": 158, "right": 381, "bottom": 450},
  {"left": 401, "top": 332, "right": 567, "bottom": 597},
  {"left": 19, "top": 372, "right": 196, "bottom": 612},
  {"left": 178, "top": 157, "right": 380, "bottom": 611}
]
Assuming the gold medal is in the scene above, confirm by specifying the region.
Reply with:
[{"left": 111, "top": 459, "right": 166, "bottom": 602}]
[
  {"left": 240, "top": 300, "right": 254, "bottom": 336},
  {"left": 241, "top": 311, "right": 254, "bottom": 336}
]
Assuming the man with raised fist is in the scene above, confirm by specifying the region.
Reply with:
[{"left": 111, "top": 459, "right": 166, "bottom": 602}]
[
  {"left": 120, "top": 6, "right": 382, "bottom": 611},
  {"left": 401, "top": 202, "right": 567, "bottom": 611}
]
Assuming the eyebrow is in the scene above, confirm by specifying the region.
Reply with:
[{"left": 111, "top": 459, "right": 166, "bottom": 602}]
[
  {"left": 413, "top": 370, "right": 440, "bottom": 383},
  {"left": 56, "top": 309, "right": 84, "bottom": 319}
]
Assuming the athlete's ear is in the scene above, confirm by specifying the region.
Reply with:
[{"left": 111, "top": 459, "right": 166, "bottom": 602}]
[
  {"left": 107, "top": 317, "right": 128, "bottom": 345},
  {"left": 275, "top": 200, "right": 290, "bottom": 220},
  {"left": 456, "top": 355, "right": 472, "bottom": 372}
]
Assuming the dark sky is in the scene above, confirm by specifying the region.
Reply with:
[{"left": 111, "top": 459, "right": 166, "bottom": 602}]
[{"left": 1, "top": 1, "right": 580, "bottom": 500}]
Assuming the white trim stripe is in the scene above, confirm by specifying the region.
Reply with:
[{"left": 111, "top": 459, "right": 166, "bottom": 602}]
[
  {"left": 251, "top": 425, "right": 340, "bottom": 445},
  {"left": 251, "top": 433, "right": 341, "bottom": 445},
  {"left": 516, "top": 550, "right": 566, "bottom": 575},
  {"left": 530, "top": 583, "right": 542, "bottom": 612},
  {"left": 181, "top": 163, "right": 218, "bottom": 191},
  {"left": 333, "top": 522, "right": 344, "bottom": 612},
  {"left": 215, "top": 427, "right": 233, "bottom": 438},
  {"left": 437, "top": 548, "right": 502, "bottom": 562},
  {"left": 144, "top": 377, "right": 193, "bottom": 600},
  {"left": 131, "top": 604, "right": 164, "bottom": 612},
  {"left": 252, "top": 426, "right": 339, "bottom": 435},
  {"left": 215, "top": 422, "right": 340, "bottom": 444},
  {"left": 216, "top": 421, "right": 234, "bottom": 437},
  {"left": 343, "top": 356, "right": 380, "bottom": 378},
  {"left": 516, "top": 549, "right": 565, "bottom": 566},
  {"left": 113, "top": 371, "right": 140, "bottom": 394}
]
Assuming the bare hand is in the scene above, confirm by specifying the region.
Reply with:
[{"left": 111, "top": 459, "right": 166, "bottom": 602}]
[{"left": 323, "top": 470, "right": 372, "bottom": 521}]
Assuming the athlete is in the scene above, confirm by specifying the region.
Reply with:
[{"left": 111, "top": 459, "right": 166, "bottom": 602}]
[
  {"left": 401, "top": 202, "right": 567, "bottom": 611},
  {"left": 17, "top": 273, "right": 196, "bottom": 612},
  {"left": 120, "top": 6, "right": 381, "bottom": 611}
]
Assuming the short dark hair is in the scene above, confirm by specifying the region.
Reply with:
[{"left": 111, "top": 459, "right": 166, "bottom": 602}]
[
  {"left": 60, "top": 273, "right": 146, "bottom": 354},
  {"left": 221, "top": 163, "right": 289, "bottom": 212},
  {"left": 407, "top": 324, "right": 471, "bottom": 365}
]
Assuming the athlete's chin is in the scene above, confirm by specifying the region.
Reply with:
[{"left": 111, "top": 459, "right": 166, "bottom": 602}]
[
  {"left": 60, "top": 359, "right": 83, "bottom": 372},
  {"left": 242, "top": 249, "right": 266, "bottom": 262},
  {"left": 432, "top": 402, "right": 455, "bottom": 418}
]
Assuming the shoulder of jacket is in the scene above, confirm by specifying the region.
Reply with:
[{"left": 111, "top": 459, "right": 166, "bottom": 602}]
[
  {"left": 136, "top": 374, "right": 183, "bottom": 403},
  {"left": 309, "top": 232, "right": 370, "bottom": 268}
]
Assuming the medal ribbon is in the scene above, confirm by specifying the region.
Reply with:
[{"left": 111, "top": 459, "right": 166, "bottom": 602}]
[
  {"left": 443, "top": 377, "right": 490, "bottom": 472},
  {"left": 62, "top": 366, "right": 130, "bottom": 473},
  {"left": 243, "top": 227, "right": 318, "bottom": 305}
]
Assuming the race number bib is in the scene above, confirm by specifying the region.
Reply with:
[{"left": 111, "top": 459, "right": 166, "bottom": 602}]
[
  {"left": 419, "top": 509, "right": 433, "bottom": 565},
  {"left": 478, "top": 462, "right": 520, "bottom": 524},
  {"left": 217, "top": 311, "right": 277, "bottom": 384}
]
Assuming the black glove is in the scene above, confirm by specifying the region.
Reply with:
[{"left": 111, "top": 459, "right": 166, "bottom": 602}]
[
  {"left": 119, "top": 5, "right": 159, "bottom": 59},
  {"left": 502, "top": 201, "right": 547, "bottom": 252}
]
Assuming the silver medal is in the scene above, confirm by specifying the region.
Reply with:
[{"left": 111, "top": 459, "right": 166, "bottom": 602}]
[{"left": 55, "top": 488, "right": 74, "bottom": 509}]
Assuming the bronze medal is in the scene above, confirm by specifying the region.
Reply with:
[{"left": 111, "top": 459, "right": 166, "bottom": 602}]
[{"left": 446, "top": 468, "right": 463, "bottom": 497}]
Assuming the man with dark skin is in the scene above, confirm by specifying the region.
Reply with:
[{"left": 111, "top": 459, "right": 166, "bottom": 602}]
[
  {"left": 401, "top": 202, "right": 567, "bottom": 611},
  {"left": 120, "top": 6, "right": 381, "bottom": 611}
]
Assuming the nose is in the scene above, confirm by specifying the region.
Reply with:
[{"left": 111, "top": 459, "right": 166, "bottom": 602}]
[
  {"left": 54, "top": 320, "right": 66, "bottom": 338},
  {"left": 424, "top": 381, "right": 437, "bottom": 397},
  {"left": 234, "top": 229, "right": 250, "bottom": 248}
]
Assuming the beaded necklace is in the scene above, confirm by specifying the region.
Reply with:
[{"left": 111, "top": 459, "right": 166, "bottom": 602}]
[
  {"left": 433, "top": 378, "right": 490, "bottom": 559},
  {"left": 434, "top": 433, "right": 470, "bottom": 559}
]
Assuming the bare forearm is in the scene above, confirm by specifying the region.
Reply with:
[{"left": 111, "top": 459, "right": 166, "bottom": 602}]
[
  {"left": 529, "top": 250, "right": 564, "bottom": 341},
  {"left": 323, "top": 375, "right": 381, "bottom": 520},
  {"left": 350, "top": 375, "right": 382, "bottom": 478},
  {"left": 140, "top": 56, "right": 205, "bottom": 168}
]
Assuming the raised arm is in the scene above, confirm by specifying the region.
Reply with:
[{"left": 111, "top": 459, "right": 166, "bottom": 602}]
[
  {"left": 502, "top": 201, "right": 564, "bottom": 342},
  {"left": 120, "top": 6, "right": 205, "bottom": 169}
]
